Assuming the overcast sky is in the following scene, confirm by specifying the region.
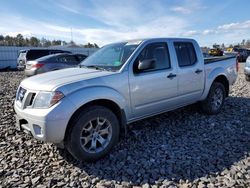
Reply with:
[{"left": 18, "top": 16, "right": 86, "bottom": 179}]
[{"left": 0, "top": 0, "right": 249, "bottom": 47}]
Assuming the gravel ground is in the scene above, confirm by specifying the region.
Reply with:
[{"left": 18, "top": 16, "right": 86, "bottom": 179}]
[{"left": 0, "top": 64, "right": 250, "bottom": 188}]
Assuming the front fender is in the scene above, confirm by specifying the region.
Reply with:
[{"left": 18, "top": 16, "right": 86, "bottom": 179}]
[{"left": 66, "top": 86, "right": 129, "bottom": 117}]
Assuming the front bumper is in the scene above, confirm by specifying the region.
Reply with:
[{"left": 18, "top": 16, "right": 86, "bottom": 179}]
[
  {"left": 244, "top": 66, "right": 250, "bottom": 76},
  {"left": 14, "top": 97, "right": 75, "bottom": 144}
]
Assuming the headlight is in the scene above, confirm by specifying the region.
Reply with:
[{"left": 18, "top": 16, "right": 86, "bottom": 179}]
[{"left": 33, "top": 91, "right": 64, "bottom": 108}]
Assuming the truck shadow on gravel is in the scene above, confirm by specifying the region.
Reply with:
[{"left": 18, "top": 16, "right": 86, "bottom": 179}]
[{"left": 60, "top": 96, "right": 250, "bottom": 184}]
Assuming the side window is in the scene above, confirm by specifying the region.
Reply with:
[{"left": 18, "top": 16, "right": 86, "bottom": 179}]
[
  {"left": 64, "top": 55, "right": 78, "bottom": 63},
  {"left": 174, "top": 42, "right": 197, "bottom": 67},
  {"left": 57, "top": 56, "right": 67, "bottom": 63},
  {"left": 133, "top": 42, "right": 171, "bottom": 73},
  {"left": 50, "top": 50, "right": 60, "bottom": 54},
  {"left": 75, "top": 55, "right": 87, "bottom": 62}
]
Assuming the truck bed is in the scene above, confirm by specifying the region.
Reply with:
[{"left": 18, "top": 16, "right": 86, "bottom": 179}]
[
  {"left": 204, "top": 55, "right": 236, "bottom": 64},
  {"left": 202, "top": 54, "right": 237, "bottom": 102}
]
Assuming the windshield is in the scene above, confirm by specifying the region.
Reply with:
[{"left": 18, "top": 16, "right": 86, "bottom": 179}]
[{"left": 80, "top": 42, "right": 139, "bottom": 71}]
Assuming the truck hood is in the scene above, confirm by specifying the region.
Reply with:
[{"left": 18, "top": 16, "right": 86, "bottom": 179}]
[{"left": 21, "top": 68, "right": 115, "bottom": 91}]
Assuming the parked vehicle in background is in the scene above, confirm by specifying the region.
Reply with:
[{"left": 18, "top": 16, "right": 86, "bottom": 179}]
[
  {"left": 226, "top": 47, "right": 234, "bottom": 52},
  {"left": 17, "top": 49, "right": 71, "bottom": 70},
  {"left": 74, "top": 54, "right": 87, "bottom": 62},
  {"left": 208, "top": 48, "right": 223, "bottom": 56},
  {"left": 25, "top": 53, "right": 87, "bottom": 76},
  {"left": 202, "top": 52, "right": 210, "bottom": 58},
  {"left": 15, "top": 38, "right": 238, "bottom": 162},
  {"left": 245, "top": 56, "right": 250, "bottom": 81},
  {"left": 233, "top": 48, "right": 250, "bottom": 62}
]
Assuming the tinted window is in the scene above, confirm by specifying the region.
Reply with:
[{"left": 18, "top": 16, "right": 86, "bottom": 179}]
[
  {"left": 65, "top": 55, "right": 78, "bottom": 63},
  {"left": 174, "top": 42, "right": 197, "bottom": 67},
  {"left": 50, "top": 50, "right": 68, "bottom": 54},
  {"left": 26, "top": 50, "right": 49, "bottom": 60},
  {"left": 36, "top": 54, "right": 54, "bottom": 61},
  {"left": 134, "top": 42, "right": 171, "bottom": 73},
  {"left": 50, "top": 50, "right": 61, "bottom": 54},
  {"left": 57, "top": 56, "right": 67, "bottom": 63},
  {"left": 57, "top": 55, "right": 77, "bottom": 63},
  {"left": 75, "top": 54, "right": 87, "bottom": 62}
]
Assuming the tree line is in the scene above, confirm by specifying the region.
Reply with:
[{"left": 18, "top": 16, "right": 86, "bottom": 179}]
[
  {"left": 212, "top": 39, "right": 250, "bottom": 50},
  {"left": 1, "top": 33, "right": 249, "bottom": 50},
  {"left": 0, "top": 34, "right": 99, "bottom": 48}
]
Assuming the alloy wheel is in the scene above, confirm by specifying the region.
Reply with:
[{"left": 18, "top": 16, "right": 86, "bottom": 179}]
[{"left": 80, "top": 117, "right": 112, "bottom": 153}]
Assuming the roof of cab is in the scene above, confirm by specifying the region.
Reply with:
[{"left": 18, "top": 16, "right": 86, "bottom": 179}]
[{"left": 116, "top": 37, "right": 195, "bottom": 45}]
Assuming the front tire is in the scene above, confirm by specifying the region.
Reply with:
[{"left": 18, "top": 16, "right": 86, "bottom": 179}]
[
  {"left": 66, "top": 106, "right": 120, "bottom": 162},
  {"left": 201, "top": 82, "right": 226, "bottom": 115},
  {"left": 246, "top": 75, "right": 250, "bottom": 81}
]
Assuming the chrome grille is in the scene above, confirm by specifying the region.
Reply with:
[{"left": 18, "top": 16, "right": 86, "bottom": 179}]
[
  {"left": 17, "top": 87, "right": 26, "bottom": 102},
  {"left": 16, "top": 87, "right": 36, "bottom": 108}
]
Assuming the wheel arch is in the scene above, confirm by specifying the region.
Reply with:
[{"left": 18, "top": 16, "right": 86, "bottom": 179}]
[
  {"left": 64, "top": 99, "right": 127, "bottom": 142},
  {"left": 213, "top": 75, "right": 229, "bottom": 97},
  {"left": 201, "top": 68, "right": 230, "bottom": 101}
]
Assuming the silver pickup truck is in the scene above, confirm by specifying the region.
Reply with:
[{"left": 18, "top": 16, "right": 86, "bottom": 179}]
[{"left": 14, "top": 38, "right": 238, "bottom": 161}]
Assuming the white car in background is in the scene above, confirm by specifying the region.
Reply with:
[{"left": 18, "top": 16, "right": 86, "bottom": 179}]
[{"left": 245, "top": 57, "right": 250, "bottom": 81}]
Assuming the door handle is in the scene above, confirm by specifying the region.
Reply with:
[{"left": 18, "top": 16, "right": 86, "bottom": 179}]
[
  {"left": 167, "top": 73, "right": 177, "bottom": 79},
  {"left": 195, "top": 69, "right": 203, "bottom": 74}
]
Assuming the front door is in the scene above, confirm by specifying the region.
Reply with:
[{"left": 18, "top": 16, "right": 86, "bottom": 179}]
[{"left": 129, "top": 42, "right": 178, "bottom": 118}]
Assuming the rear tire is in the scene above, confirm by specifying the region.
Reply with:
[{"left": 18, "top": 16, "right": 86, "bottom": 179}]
[
  {"left": 201, "top": 82, "right": 226, "bottom": 115},
  {"left": 65, "top": 106, "right": 120, "bottom": 162}
]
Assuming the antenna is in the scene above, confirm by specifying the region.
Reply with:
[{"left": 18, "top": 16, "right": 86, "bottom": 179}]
[{"left": 71, "top": 27, "right": 73, "bottom": 43}]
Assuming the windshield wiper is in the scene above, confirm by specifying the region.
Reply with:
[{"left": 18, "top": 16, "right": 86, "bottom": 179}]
[
  {"left": 79, "top": 64, "right": 88, "bottom": 68},
  {"left": 86, "top": 65, "right": 105, "bottom": 70},
  {"left": 79, "top": 65, "right": 114, "bottom": 72}
]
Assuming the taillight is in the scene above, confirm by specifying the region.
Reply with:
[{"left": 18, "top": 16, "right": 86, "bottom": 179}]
[{"left": 32, "top": 63, "right": 44, "bottom": 68}]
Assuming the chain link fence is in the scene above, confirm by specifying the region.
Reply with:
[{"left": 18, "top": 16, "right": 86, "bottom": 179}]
[{"left": 0, "top": 46, "right": 98, "bottom": 69}]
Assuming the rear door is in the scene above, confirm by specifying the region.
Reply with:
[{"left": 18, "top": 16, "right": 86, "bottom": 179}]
[
  {"left": 173, "top": 41, "right": 205, "bottom": 103},
  {"left": 129, "top": 41, "right": 178, "bottom": 118}
]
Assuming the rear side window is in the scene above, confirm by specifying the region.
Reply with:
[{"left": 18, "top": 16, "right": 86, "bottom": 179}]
[
  {"left": 174, "top": 42, "right": 197, "bottom": 67},
  {"left": 57, "top": 56, "right": 67, "bottom": 63},
  {"left": 50, "top": 50, "right": 67, "bottom": 54},
  {"left": 58, "top": 55, "right": 78, "bottom": 63},
  {"left": 26, "top": 50, "right": 49, "bottom": 60},
  {"left": 65, "top": 55, "right": 78, "bottom": 63},
  {"left": 50, "top": 50, "right": 60, "bottom": 54},
  {"left": 75, "top": 54, "right": 87, "bottom": 62}
]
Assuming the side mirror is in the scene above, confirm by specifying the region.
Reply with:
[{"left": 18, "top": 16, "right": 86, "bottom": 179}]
[{"left": 138, "top": 59, "right": 155, "bottom": 70}]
